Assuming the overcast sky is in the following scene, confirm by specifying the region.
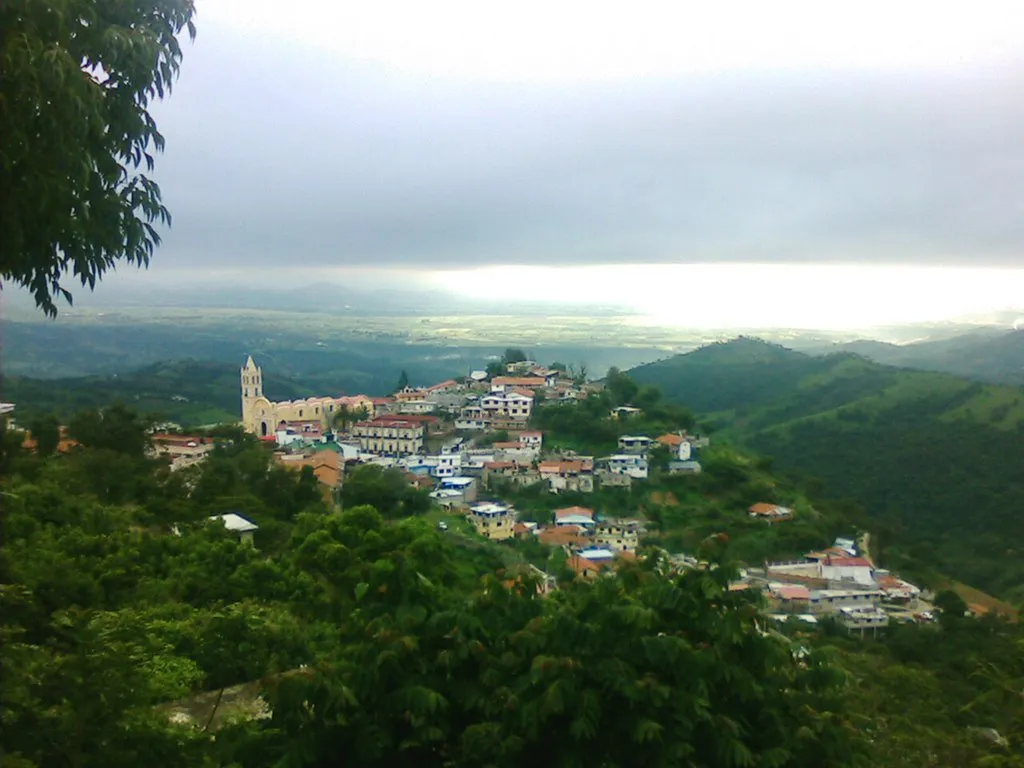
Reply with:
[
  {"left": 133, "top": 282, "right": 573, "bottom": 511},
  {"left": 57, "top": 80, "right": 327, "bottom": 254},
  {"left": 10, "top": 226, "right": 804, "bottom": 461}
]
[
  {"left": 144, "top": 0, "right": 1024, "bottom": 275},
  {"left": 10, "top": 1, "right": 1023, "bottom": 330}
]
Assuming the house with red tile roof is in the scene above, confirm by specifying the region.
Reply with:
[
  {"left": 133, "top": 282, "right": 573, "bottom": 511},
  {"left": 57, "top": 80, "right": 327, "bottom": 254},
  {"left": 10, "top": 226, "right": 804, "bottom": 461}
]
[
  {"left": 539, "top": 459, "right": 594, "bottom": 494},
  {"left": 748, "top": 502, "right": 793, "bottom": 522},
  {"left": 491, "top": 376, "right": 547, "bottom": 391},
  {"left": 555, "top": 506, "right": 595, "bottom": 527},
  {"left": 538, "top": 526, "right": 589, "bottom": 549},
  {"left": 567, "top": 551, "right": 616, "bottom": 580}
]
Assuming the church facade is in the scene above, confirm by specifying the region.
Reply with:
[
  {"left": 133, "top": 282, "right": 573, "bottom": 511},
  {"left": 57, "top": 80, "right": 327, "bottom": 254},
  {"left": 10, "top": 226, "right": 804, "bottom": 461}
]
[{"left": 240, "top": 356, "right": 375, "bottom": 437}]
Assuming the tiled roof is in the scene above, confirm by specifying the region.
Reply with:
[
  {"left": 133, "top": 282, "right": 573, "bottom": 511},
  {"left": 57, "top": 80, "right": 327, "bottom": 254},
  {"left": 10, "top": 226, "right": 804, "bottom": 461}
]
[
  {"left": 749, "top": 502, "right": 786, "bottom": 515},
  {"left": 772, "top": 584, "right": 811, "bottom": 601},
  {"left": 825, "top": 556, "right": 873, "bottom": 568},
  {"left": 656, "top": 433, "right": 684, "bottom": 446},
  {"left": 539, "top": 460, "right": 592, "bottom": 474},
  {"left": 555, "top": 506, "right": 595, "bottom": 520},
  {"left": 492, "top": 376, "right": 547, "bottom": 387},
  {"left": 538, "top": 526, "right": 588, "bottom": 547},
  {"left": 567, "top": 554, "right": 614, "bottom": 578},
  {"left": 427, "top": 379, "right": 459, "bottom": 391},
  {"left": 374, "top": 414, "right": 438, "bottom": 424}
]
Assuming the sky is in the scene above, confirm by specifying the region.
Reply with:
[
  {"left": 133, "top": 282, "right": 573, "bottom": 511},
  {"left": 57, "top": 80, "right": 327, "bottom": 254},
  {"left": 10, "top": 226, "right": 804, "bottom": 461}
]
[{"left": 29, "top": 1, "right": 1024, "bottom": 328}]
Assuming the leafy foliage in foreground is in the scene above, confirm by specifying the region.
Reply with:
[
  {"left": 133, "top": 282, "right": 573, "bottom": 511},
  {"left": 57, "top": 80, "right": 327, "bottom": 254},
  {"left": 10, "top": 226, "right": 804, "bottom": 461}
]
[{"left": 0, "top": 0, "right": 196, "bottom": 315}]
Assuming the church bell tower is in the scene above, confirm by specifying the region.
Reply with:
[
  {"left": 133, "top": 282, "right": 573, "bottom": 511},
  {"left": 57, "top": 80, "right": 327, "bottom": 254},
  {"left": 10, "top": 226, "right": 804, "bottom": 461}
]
[{"left": 240, "top": 355, "right": 263, "bottom": 431}]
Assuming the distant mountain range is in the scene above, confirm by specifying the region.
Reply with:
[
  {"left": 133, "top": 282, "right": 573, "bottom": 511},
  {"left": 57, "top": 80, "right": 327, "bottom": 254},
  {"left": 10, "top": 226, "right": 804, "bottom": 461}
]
[
  {"left": 805, "top": 328, "right": 1024, "bottom": 385},
  {"left": 630, "top": 337, "right": 1024, "bottom": 603}
]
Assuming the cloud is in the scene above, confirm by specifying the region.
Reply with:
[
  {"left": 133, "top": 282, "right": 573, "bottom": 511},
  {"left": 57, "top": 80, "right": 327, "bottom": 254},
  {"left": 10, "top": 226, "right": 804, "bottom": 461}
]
[{"left": 145, "top": 4, "right": 1024, "bottom": 273}]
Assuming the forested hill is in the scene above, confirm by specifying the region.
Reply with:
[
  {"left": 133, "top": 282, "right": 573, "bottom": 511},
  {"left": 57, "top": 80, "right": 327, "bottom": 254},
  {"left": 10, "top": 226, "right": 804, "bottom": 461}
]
[
  {"left": 1, "top": 360, "right": 314, "bottom": 427},
  {"left": 631, "top": 338, "right": 1024, "bottom": 602},
  {"left": 819, "top": 328, "right": 1024, "bottom": 386}
]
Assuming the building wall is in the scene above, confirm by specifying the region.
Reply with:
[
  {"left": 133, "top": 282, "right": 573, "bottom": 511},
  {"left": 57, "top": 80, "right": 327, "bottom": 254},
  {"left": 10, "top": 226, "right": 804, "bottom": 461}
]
[
  {"left": 240, "top": 357, "right": 374, "bottom": 437},
  {"left": 351, "top": 422, "right": 425, "bottom": 456},
  {"left": 595, "top": 524, "right": 640, "bottom": 552},
  {"left": 472, "top": 513, "right": 514, "bottom": 540}
]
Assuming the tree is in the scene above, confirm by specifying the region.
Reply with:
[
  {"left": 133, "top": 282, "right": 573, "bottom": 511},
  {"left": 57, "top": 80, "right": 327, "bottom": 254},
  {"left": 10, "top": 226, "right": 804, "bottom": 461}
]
[
  {"left": 934, "top": 589, "right": 969, "bottom": 628},
  {"left": 605, "top": 366, "right": 639, "bottom": 405},
  {"left": 340, "top": 465, "right": 429, "bottom": 519},
  {"left": 485, "top": 361, "right": 505, "bottom": 378},
  {"left": 549, "top": 361, "right": 567, "bottom": 372},
  {"left": 333, "top": 405, "right": 369, "bottom": 432},
  {"left": 28, "top": 414, "right": 60, "bottom": 456},
  {"left": 394, "top": 370, "right": 410, "bottom": 393},
  {"left": 0, "top": 0, "right": 197, "bottom": 316},
  {"left": 503, "top": 348, "right": 527, "bottom": 364},
  {"left": 576, "top": 362, "right": 588, "bottom": 383},
  {"left": 260, "top": 565, "right": 862, "bottom": 767},
  {"left": 67, "top": 404, "right": 152, "bottom": 457}
]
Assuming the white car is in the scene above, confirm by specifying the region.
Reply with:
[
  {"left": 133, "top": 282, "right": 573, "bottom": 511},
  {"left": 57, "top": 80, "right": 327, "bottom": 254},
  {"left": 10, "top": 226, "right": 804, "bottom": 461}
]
[{"left": 437, "top": 521, "right": 449, "bottom": 531}]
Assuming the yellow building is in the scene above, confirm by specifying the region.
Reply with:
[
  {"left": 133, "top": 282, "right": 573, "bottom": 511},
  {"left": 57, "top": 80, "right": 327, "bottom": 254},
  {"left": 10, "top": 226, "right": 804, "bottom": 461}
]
[
  {"left": 350, "top": 417, "right": 425, "bottom": 456},
  {"left": 469, "top": 502, "right": 515, "bottom": 541},
  {"left": 241, "top": 356, "right": 374, "bottom": 437}
]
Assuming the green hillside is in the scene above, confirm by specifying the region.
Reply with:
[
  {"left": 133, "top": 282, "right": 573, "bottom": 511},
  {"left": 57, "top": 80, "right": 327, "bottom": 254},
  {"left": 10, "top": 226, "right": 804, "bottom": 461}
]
[
  {"left": 820, "top": 328, "right": 1024, "bottom": 386},
  {"left": 4, "top": 398, "right": 1024, "bottom": 766},
  {"left": 632, "top": 339, "right": 1024, "bottom": 602},
  {"left": 1, "top": 360, "right": 314, "bottom": 427}
]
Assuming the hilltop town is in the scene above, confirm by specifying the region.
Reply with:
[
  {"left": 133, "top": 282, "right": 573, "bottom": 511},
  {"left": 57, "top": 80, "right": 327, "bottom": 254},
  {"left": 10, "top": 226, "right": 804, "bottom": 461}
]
[{"left": 134, "top": 353, "right": 932, "bottom": 634}]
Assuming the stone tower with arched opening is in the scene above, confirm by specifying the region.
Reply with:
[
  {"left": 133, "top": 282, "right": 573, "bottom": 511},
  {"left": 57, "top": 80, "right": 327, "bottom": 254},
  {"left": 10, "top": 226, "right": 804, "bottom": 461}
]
[{"left": 241, "top": 355, "right": 268, "bottom": 435}]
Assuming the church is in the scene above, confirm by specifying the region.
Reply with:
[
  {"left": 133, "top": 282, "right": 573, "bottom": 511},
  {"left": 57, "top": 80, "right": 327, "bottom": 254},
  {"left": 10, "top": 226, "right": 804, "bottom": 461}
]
[{"left": 240, "top": 356, "right": 375, "bottom": 437}]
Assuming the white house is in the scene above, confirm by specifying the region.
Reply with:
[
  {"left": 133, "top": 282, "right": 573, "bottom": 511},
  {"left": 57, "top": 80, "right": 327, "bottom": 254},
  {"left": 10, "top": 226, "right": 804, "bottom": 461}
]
[
  {"left": 398, "top": 400, "right": 436, "bottom": 415},
  {"left": 819, "top": 556, "right": 876, "bottom": 587},
  {"left": 481, "top": 391, "right": 533, "bottom": 422},
  {"left": 434, "top": 476, "right": 477, "bottom": 503},
  {"left": 209, "top": 513, "right": 258, "bottom": 546},
  {"left": 604, "top": 454, "right": 649, "bottom": 479}
]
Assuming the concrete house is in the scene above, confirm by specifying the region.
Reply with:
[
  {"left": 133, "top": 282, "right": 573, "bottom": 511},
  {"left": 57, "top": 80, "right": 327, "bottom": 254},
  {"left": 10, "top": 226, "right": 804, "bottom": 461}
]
[
  {"left": 594, "top": 518, "right": 644, "bottom": 552},
  {"left": 603, "top": 454, "right": 649, "bottom": 479},
  {"left": 468, "top": 502, "right": 515, "bottom": 541},
  {"left": 539, "top": 459, "right": 595, "bottom": 494},
  {"left": 617, "top": 435, "right": 653, "bottom": 454}
]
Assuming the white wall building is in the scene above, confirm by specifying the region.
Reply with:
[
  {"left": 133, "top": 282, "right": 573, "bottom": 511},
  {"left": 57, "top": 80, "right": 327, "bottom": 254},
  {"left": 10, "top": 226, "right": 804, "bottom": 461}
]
[
  {"left": 480, "top": 391, "right": 533, "bottom": 422},
  {"left": 604, "top": 454, "right": 649, "bottom": 479}
]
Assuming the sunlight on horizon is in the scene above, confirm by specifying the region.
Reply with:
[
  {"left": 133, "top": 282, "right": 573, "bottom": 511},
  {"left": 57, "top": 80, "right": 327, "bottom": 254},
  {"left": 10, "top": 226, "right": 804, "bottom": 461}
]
[{"left": 429, "top": 264, "right": 1024, "bottom": 330}]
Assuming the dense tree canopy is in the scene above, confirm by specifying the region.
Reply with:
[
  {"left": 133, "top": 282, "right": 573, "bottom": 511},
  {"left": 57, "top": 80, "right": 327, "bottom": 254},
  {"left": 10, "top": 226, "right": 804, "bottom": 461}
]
[
  {"left": 0, "top": 0, "right": 196, "bottom": 315},
  {"left": 3, "top": 400, "right": 1023, "bottom": 766}
]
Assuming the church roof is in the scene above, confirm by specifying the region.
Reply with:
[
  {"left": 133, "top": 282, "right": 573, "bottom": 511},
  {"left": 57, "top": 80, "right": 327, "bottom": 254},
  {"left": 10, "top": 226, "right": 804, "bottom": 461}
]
[{"left": 244, "top": 355, "right": 257, "bottom": 369}]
